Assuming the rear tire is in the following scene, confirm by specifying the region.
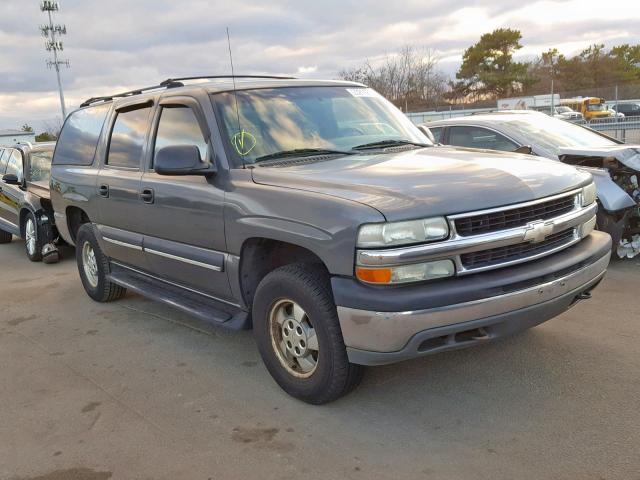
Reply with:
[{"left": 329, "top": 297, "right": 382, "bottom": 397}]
[
  {"left": 24, "top": 212, "right": 43, "bottom": 262},
  {"left": 253, "top": 263, "right": 364, "bottom": 404},
  {"left": 75, "top": 223, "right": 127, "bottom": 302},
  {"left": 0, "top": 229, "right": 11, "bottom": 244}
]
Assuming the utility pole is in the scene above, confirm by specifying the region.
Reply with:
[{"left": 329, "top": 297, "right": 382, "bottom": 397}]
[{"left": 40, "top": 1, "right": 69, "bottom": 119}]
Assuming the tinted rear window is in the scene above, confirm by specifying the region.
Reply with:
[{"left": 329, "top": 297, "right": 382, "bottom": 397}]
[
  {"left": 53, "top": 104, "right": 110, "bottom": 166},
  {"left": 106, "top": 105, "right": 152, "bottom": 169}
]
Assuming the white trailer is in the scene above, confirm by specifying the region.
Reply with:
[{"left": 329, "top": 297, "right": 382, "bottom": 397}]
[{"left": 497, "top": 94, "right": 560, "bottom": 111}]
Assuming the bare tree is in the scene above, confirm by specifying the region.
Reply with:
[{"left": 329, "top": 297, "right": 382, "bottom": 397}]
[
  {"left": 42, "top": 117, "right": 64, "bottom": 139},
  {"left": 338, "top": 45, "right": 448, "bottom": 111}
]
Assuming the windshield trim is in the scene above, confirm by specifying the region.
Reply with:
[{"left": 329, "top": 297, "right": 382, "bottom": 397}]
[{"left": 209, "top": 85, "right": 430, "bottom": 169}]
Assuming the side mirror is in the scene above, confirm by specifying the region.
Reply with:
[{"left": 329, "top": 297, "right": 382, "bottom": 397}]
[
  {"left": 417, "top": 125, "right": 436, "bottom": 143},
  {"left": 514, "top": 145, "right": 533, "bottom": 155},
  {"left": 2, "top": 173, "right": 20, "bottom": 185},
  {"left": 154, "top": 145, "right": 215, "bottom": 176}
]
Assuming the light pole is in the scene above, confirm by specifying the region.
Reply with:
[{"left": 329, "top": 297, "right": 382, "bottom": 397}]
[{"left": 40, "top": 1, "right": 69, "bottom": 119}]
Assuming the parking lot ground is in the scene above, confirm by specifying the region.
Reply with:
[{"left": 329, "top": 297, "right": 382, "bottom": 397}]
[{"left": 1, "top": 238, "right": 639, "bottom": 480}]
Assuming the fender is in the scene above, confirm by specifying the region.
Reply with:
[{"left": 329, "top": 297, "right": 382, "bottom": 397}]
[
  {"left": 585, "top": 167, "right": 636, "bottom": 212},
  {"left": 19, "top": 192, "right": 57, "bottom": 245},
  {"left": 233, "top": 216, "right": 334, "bottom": 265}
]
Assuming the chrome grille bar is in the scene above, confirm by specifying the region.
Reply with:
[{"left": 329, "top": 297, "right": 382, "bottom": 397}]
[{"left": 356, "top": 190, "right": 596, "bottom": 275}]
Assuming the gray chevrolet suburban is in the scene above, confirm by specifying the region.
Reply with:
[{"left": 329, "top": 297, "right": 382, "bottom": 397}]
[{"left": 50, "top": 76, "right": 611, "bottom": 403}]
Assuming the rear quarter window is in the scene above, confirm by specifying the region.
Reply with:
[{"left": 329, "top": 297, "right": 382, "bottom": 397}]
[
  {"left": 429, "top": 127, "right": 443, "bottom": 143},
  {"left": 53, "top": 103, "right": 110, "bottom": 166},
  {"left": 0, "top": 149, "right": 7, "bottom": 174}
]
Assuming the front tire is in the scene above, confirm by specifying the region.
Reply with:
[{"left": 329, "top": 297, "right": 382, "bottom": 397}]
[
  {"left": 75, "top": 223, "right": 127, "bottom": 302},
  {"left": 253, "top": 263, "right": 364, "bottom": 404},
  {"left": 24, "top": 212, "right": 43, "bottom": 262}
]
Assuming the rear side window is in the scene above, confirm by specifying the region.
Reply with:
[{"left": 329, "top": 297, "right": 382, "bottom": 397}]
[
  {"left": 0, "top": 149, "right": 7, "bottom": 174},
  {"left": 107, "top": 105, "right": 152, "bottom": 169},
  {"left": 429, "top": 127, "right": 443, "bottom": 143},
  {"left": 448, "top": 126, "right": 518, "bottom": 152},
  {"left": 29, "top": 151, "right": 54, "bottom": 182},
  {"left": 153, "top": 106, "right": 208, "bottom": 166},
  {"left": 53, "top": 103, "right": 110, "bottom": 166}
]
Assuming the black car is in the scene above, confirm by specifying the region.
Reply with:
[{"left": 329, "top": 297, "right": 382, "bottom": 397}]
[
  {"left": 611, "top": 103, "right": 640, "bottom": 117},
  {"left": 0, "top": 141, "right": 60, "bottom": 262}
]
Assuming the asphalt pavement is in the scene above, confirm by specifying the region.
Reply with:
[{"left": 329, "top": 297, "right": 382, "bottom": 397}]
[{"left": 1, "top": 239, "right": 639, "bottom": 480}]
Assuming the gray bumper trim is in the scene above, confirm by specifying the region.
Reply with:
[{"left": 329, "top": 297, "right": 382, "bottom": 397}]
[{"left": 338, "top": 251, "right": 610, "bottom": 357}]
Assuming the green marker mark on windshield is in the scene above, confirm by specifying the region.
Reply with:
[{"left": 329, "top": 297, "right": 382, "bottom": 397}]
[{"left": 232, "top": 129, "right": 256, "bottom": 156}]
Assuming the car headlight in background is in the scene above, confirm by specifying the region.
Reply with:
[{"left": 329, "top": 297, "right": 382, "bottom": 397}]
[
  {"left": 581, "top": 182, "right": 597, "bottom": 207},
  {"left": 357, "top": 217, "right": 449, "bottom": 248},
  {"left": 356, "top": 259, "right": 455, "bottom": 285}
]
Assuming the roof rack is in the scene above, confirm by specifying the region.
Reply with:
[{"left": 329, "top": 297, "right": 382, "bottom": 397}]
[{"left": 80, "top": 75, "right": 296, "bottom": 108}]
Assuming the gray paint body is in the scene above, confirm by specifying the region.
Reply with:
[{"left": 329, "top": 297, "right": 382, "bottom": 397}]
[{"left": 49, "top": 80, "right": 607, "bottom": 363}]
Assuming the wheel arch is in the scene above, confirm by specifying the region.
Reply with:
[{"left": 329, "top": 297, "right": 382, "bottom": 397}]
[
  {"left": 238, "top": 237, "right": 330, "bottom": 312},
  {"left": 65, "top": 206, "right": 92, "bottom": 245},
  {"left": 18, "top": 206, "right": 36, "bottom": 237}
]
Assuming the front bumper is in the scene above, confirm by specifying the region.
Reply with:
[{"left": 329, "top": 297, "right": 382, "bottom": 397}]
[{"left": 334, "top": 231, "right": 611, "bottom": 366}]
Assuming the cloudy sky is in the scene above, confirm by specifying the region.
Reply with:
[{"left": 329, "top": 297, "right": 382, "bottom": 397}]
[{"left": 1, "top": 0, "right": 639, "bottom": 131}]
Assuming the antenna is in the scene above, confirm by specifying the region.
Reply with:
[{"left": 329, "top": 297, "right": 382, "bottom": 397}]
[
  {"left": 226, "top": 29, "right": 256, "bottom": 164},
  {"left": 226, "top": 29, "right": 242, "bottom": 138}
]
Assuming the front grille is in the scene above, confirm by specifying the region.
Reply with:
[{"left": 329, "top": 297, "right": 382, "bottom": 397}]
[
  {"left": 454, "top": 195, "right": 576, "bottom": 236},
  {"left": 461, "top": 228, "right": 576, "bottom": 269}
]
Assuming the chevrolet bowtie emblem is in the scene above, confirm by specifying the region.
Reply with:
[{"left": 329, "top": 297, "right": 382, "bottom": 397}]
[{"left": 523, "top": 220, "right": 554, "bottom": 243}]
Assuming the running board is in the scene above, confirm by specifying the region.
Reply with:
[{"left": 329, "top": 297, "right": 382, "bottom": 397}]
[{"left": 107, "top": 263, "right": 250, "bottom": 330}]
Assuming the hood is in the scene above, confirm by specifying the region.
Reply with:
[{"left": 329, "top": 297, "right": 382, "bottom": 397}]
[
  {"left": 251, "top": 147, "right": 591, "bottom": 221},
  {"left": 559, "top": 145, "right": 640, "bottom": 171}
]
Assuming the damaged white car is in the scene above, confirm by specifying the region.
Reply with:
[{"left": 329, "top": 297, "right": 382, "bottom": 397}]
[
  {"left": 559, "top": 146, "right": 639, "bottom": 257},
  {"left": 424, "top": 111, "right": 640, "bottom": 258}
]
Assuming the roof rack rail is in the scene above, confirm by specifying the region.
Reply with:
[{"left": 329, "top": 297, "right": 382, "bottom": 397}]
[
  {"left": 160, "top": 74, "right": 296, "bottom": 85},
  {"left": 80, "top": 75, "right": 296, "bottom": 108}
]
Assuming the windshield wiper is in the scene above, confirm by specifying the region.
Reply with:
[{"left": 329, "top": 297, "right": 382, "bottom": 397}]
[
  {"left": 351, "top": 139, "right": 431, "bottom": 151},
  {"left": 254, "top": 148, "right": 355, "bottom": 163}
]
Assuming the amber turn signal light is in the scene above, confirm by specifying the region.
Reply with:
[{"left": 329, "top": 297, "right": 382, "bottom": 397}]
[{"left": 355, "top": 267, "right": 392, "bottom": 284}]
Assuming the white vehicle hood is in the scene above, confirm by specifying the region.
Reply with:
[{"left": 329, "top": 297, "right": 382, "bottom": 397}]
[{"left": 559, "top": 145, "right": 640, "bottom": 170}]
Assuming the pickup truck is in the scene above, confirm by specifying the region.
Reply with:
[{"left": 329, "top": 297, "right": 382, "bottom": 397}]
[{"left": 50, "top": 76, "right": 611, "bottom": 404}]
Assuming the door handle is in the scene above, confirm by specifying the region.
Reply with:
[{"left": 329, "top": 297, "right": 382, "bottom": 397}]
[
  {"left": 98, "top": 184, "right": 109, "bottom": 198},
  {"left": 140, "top": 188, "right": 154, "bottom": 204}
]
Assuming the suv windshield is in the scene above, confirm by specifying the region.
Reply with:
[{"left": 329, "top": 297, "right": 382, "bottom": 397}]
[
  {"left": 211, "top": 86, "right": 430, "bottom": 165},
  {"left": 587, "top": 103, "right": 606, "bottom": 112},
  {"left": 508, "top": 115, "right": 617, "bottom": 156},
  {"left": 29, "top": 150, "right": 53, "bottom": 183}
]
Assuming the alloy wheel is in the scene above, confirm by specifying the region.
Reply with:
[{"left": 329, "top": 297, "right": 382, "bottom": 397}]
[
  {"left": 269, "top": 299, "right": 319, "bottom": 378},
  {"left": 82, "top": 241, "right": 99, "bottom": 288},
  {"left": 25, "top": 218, "right": 36, "bottom": 256}
]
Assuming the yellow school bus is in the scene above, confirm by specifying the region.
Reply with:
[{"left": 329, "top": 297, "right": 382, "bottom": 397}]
[{"left": 560, "top": 97, "right": 611, "bottom": 120}]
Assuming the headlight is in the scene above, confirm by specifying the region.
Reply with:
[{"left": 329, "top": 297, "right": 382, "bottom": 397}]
[
  {"left": 581, "top": 182, "right": 597, "bottom": 207},
  {"left": 357, "top": 217, "right": 449, "bottom": 248},
  {"left": 356, "top": 259, "right": 455, "bottom": 284}
]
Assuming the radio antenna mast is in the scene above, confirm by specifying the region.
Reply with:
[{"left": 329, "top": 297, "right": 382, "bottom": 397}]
[{"left": 226, "top": 28, "right": 243, "bottom": 145}]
